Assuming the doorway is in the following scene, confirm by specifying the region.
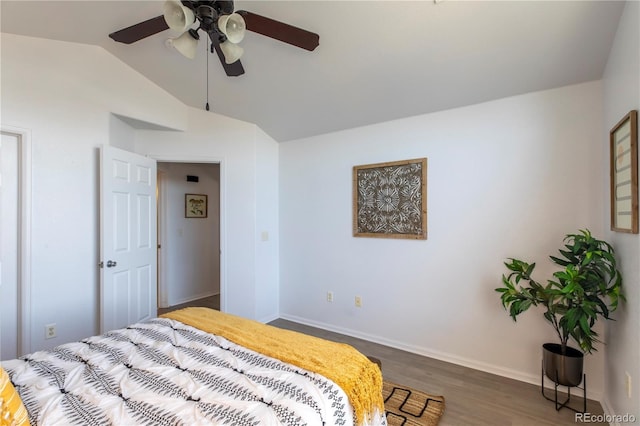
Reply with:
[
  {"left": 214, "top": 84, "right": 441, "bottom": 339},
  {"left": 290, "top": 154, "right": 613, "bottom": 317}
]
[
  {"left": 1, "top": 132, "right": 19, "bottom": 360},
  {"left": 156, "top": 162, "right": 221, "bottom": 313},
  {"left": 0, "top": 127, "right": 31, "bottom": 359}
]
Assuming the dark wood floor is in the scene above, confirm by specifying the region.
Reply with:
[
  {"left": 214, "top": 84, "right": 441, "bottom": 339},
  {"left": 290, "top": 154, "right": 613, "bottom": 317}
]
[
  {"left": 268, "top": 319, "right": 607, "bottom": 426},
  {"left": 156, "top": 301, "right": 606, "bottom": 425},
  {"left": 157, "top": 294, "right": 219, "bottom": 316}
]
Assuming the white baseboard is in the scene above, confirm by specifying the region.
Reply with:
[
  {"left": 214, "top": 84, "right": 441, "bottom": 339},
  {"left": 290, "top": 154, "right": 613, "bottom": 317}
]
[
  {"left": 279, "top": 313, "right": 603, "bottom": 402},
  {"left": 258, "top": 313, "right": 280, "bottom": 324}
]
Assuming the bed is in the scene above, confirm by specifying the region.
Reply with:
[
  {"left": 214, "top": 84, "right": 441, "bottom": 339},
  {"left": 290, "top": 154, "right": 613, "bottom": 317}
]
[{"left": 1, "top": 308, "right": 386, "bottom": 426}]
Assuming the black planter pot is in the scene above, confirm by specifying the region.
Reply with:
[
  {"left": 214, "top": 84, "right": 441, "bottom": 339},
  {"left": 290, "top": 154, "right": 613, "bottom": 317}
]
[{"left": 542, "top": 343, "right": 584, "bottom": 386}]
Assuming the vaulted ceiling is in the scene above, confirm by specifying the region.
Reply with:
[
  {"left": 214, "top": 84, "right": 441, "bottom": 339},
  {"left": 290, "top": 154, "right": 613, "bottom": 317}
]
[{"left": 0, "top": 1, "right": 626, "bottom": 141}]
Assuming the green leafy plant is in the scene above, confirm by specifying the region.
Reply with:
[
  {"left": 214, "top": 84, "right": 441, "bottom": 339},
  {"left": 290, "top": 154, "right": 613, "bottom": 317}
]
[{"left": 496, "top": 229, "right": 624, "bottom": 354}]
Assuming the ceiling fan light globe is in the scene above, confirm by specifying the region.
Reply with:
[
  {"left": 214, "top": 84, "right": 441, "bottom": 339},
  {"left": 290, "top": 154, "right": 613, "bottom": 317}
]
[
  {"left": 163, "top": 0, "right": 196, "bottom": 32},
  {"left": 218, "top": 13, "right": 246, "bottom": 44},
  {"left": 167, "top": 31, "right": 199, "bottom": 59},
  {"left": 220, "top": 40, "right": 244, "bottom": 64}
]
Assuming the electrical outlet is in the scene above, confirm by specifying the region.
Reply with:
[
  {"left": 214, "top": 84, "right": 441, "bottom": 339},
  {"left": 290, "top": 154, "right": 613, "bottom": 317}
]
[
  {"left": 327, "top": 291, "right": 334, "bottom": 302},
  {"left": 45, "top": 323, "right": 57, "bottom": 339},
  {"left": 626, "top": 372, "right": 632, "bottom": 398},
  {"left": 355, "top": 296, "right": 362, "bottom": 308}
]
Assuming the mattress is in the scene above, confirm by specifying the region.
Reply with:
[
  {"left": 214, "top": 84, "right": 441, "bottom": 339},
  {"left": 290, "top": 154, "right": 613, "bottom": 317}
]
[{"left": 3, "top": 311, "right": 386, "bottom": 425}]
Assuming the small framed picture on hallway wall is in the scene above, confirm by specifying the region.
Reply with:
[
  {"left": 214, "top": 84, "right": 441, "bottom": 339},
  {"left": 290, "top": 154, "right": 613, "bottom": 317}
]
[{"left": 185, "top": 194, "right": 208, "bottom": 218}]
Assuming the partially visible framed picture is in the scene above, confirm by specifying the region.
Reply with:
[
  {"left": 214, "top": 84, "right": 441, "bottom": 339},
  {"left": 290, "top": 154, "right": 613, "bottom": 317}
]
[
  {"left": 185, "top": 194, "right": 208, "bottom": 218},
  {"left": 353, "top": 158, "right": 427, "bottom": 239},
  {"left": 610, "top": 110, "right": 638, "bottom": 233}
]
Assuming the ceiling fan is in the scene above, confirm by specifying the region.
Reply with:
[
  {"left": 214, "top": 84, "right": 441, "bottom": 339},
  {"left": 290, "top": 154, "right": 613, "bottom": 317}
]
[{"left": 108, "top": 0, "right": 320, "bottom": 77}]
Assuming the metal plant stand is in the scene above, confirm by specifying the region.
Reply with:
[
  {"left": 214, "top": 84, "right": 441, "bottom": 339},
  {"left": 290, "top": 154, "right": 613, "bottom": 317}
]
[{"left": 541, "top": 361, "right": 587, "bottom": 413}]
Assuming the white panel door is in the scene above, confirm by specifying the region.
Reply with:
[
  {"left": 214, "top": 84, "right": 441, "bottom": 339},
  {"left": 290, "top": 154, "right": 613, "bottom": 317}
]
[
  {"left": 100, "top": 146, "right": 157, "bottom": 333},
  {"left": 0, "top": 132, "right": 19, "bottom": 360}
]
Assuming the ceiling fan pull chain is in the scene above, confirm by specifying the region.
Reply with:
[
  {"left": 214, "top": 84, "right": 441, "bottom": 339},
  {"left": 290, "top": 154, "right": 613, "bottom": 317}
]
[{"left": 205, "top": 36, "right": 210, "bottom": 111}]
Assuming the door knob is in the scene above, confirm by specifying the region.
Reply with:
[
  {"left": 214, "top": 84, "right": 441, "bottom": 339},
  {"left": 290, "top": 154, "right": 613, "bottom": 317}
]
[{"left": 106, "top": 260, "right": 117, "bottom": 268}]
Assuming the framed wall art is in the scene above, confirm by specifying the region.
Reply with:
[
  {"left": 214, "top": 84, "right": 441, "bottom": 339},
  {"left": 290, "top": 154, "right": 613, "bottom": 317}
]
[
  {"left": 185, "top": 194, "right": 208, "bottom": 218},
  {"left": 610, "top": 110, "right": 638, "bottom": 233},
  {"left": 353, "top": 158, "right": 427, "bottom": 239}
]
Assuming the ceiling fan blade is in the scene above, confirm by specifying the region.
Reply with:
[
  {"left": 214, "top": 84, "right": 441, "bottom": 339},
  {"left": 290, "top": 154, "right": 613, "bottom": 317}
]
[
  {"left": 212, "top": 42, "right": 245, "bottom": 77},
  {"left": 236, "top": 10, "right": 319, "bottom": 51},
  {"left": 109, "top": 15, "right": 169, "bottom": 44}
]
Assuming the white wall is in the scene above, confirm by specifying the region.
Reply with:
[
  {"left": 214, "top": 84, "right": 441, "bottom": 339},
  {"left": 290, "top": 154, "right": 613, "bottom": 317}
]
[
  {"left": 602, "top": 1, "right": 640, "bottom": 420},
  {"left": 157, "top": 162, "right": 220, "bottom": 308},
  {"left": 255, "top": 127, "right": 280, "bottom": 322},
  {"left": 108, "top": 115, "right": 136, "bottom": 151},
  {"left": 279, "top": 81, "right": 608, "bottom": 396},
  {"left": 1, "top": 34, "right": 279, "bottom": 353},
  {"left": 0, "top": 34, "right": 188, "bottom": 352}
]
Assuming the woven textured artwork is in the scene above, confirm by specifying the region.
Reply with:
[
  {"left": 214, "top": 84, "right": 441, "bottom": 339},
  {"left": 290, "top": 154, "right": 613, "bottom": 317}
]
[{"left": 354, "top": 158, "right": 427, "bottom": 239}]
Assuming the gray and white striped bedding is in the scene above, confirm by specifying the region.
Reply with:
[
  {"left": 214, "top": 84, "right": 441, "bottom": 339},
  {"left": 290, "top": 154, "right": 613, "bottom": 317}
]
[{"left": 3, "top": 317, "right": 359, "bottom": 425}]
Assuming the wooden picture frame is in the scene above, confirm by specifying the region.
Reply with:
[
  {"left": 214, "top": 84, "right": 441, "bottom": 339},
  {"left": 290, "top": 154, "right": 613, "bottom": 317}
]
[
  {"left": 610, "top": 110, "right": 638, "bottom": 233},
  {"left": 353, "top": 158, "right": 427, "bottom": 239},
  {"left": 185, "top": 194, "right": 208, "bottom": 218}
]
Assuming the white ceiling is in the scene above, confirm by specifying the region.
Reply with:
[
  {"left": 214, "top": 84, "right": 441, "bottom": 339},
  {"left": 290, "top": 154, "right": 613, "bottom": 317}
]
[{"left": 0, "top": 1, "right": 626, "bottom": 142}]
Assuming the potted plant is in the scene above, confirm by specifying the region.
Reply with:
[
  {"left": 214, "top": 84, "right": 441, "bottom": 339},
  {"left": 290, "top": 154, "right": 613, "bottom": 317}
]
[{"left": 495, "top": 229, "right": 624, "bottom": 386}]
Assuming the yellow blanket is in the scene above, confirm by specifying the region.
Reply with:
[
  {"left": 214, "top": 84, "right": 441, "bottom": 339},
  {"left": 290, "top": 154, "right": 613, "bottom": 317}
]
[{"left": 161, "top": 308, "right": 384, "bottom": 425}]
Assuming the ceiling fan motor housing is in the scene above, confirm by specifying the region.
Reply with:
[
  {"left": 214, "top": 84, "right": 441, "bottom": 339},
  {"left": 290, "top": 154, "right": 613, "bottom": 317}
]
[{"left": 183, "top": 1, "right": 234, "bottom": 44}]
